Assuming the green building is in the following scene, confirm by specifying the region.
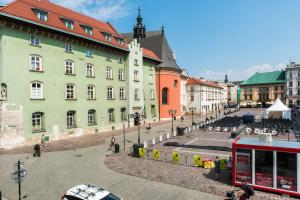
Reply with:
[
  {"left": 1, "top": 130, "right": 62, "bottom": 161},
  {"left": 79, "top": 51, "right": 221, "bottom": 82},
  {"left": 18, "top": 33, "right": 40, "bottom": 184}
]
[{"left": 0, "top": 0, "right": 160, "bottom": 146}]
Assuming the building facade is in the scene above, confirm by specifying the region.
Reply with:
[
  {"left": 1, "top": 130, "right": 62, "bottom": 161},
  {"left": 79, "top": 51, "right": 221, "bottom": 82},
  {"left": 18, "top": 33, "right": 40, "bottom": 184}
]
[
  {"left": 286, "top": 62, "right": 300, "bottom": 107},
  {"left": 240, "top": 71, "right": 286, "bottom": 108},
  {"left": 123, "top": 10, "right": 182, "bottom": 120},
  {"left": 0, "top": 0, "right": 160, "bottom": 145},
  {"left": 180, "top": 69, "right": 189, "bottom": 115},
  {"left": 186, "top": 78, "right": 223, "bottom": 116}
]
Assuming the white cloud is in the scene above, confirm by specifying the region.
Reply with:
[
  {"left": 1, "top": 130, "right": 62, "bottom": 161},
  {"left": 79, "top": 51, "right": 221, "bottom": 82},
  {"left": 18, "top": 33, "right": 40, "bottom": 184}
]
[
  {"left": 53, "top": 0, "right": 129, "bottom": 21},
  {"left": 199, "top": 63, "right": 286, "bottom": 82},
  {"left": 0, "top": 0, "right": 130, "bottom": 21}
]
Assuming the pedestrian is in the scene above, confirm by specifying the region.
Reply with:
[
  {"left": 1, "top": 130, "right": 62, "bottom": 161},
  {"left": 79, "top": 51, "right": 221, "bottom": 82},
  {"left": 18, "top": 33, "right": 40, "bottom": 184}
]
[
  {"left": 33, "top": 143, "right": 41, "bottom": 157},
  {"left": 181, "top": 116, "right": 184, "bottom": 121},
  {"left": 227, "top": 156, "right": 232, "bottom": 179},
  {"left": 40, "top": 134, "right": 46, "bottom": 148},
  {"left": 146, "top": 123, "right": 151, "bottom": 130},
  {"left": 214, "top": 156, "right": 221, "bottom": 180},
  {"left": 110, "top": 136, "right": 115, "bottom": 149}
]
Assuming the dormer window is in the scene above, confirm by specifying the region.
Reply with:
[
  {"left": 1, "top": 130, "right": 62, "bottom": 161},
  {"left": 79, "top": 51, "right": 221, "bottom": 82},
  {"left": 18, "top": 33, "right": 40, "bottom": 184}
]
[
  {"left": 64, "top": 19, "right": 74, "bottom": 29},
  {"left": 80, "top": 25, "right": 93, "bottom": 35},
  {"left": 117, "top": 38, "right": 124, "bottom": 45},
  {"left": 102, "top": 32, "right": 112, "bottom": 42},
  {"left": 32, "top": 9, "right": 48, "bottom": 21}
]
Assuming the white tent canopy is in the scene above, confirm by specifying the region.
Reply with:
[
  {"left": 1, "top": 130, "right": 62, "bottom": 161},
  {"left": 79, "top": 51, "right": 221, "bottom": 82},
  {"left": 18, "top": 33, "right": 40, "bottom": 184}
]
[{"left": 266, "top": 98, "right": 291, "bottom": 120}]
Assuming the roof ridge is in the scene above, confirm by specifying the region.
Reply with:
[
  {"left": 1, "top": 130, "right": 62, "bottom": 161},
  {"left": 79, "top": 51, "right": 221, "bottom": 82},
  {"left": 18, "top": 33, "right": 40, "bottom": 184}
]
[{"left": 18, "top": 0, "right": 119, "bottom": 36}]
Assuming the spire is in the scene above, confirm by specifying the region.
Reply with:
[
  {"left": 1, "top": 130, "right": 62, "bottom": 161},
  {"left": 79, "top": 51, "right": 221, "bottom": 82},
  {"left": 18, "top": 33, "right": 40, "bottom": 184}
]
[
  {"left": 225, "top": 75, "right": 228, "bottom": 83},
  {"left": 161, "top": 25, "right": 164, "bottom": 34},
  {"left": 133, "top": 6, "right": 146, "bottom": 43}
]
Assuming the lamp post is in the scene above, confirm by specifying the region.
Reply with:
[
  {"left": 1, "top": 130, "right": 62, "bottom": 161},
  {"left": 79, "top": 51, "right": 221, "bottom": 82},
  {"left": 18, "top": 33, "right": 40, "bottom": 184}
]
[
  {"left": 168, "top": 109, "right": 177, "bottom": 136},
  {"left": 130, "top": 112, "right": 144, "bottom": 144},
  {"left": 206, "top": 106, "right": 208, "bottom": 124}
]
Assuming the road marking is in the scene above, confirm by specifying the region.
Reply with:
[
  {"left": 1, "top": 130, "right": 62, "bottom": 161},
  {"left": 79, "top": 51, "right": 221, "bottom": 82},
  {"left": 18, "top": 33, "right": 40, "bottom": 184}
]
[
  {"left": 173, "top": 138, "right": 199, "bottom": 151},
  {"left": 196, "top": 138, "right": 232, "bottom": 142},
  {"left": 177, "top": 149, "right": 230, "bottom": 157}
]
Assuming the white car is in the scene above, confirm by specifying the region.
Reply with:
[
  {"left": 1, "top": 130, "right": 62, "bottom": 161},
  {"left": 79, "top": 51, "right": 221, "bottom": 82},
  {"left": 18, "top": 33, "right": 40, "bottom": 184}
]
[{"left": 61, "top": 184, "right": 122, "bottom": 200}]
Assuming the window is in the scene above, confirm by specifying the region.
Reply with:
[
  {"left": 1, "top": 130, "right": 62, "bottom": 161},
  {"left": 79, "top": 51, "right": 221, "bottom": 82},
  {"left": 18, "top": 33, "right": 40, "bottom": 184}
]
[
  {"left": 67, "top": 111, "right": 76, "bottom": 128},
  {"left": 66, "top": 84, "right": 75, "bottom": 99},
  {"left": 255, "top": 150, "right": 273, "bottom": 187},
  {"left": 117, "top": 38, "right": 124, "bottom": 45},
  {"left": 151, "top": 105, "right": 156, "bottom": 117},
  {"left": 134, "top": 70, "right": 139, "bottom": 81},
  {"left": 289, "top": 72, "right": 292, "bottom": 78},
  {"left": 119, "top": 87, "right": 126, "bottom": 99},
  {"left": 87, "top": 85, "right": 95, "bottom": 99},
  {"left": 150, "top": 89, "right": 155, "bottom": 100},
  {"left": 88, "top": 109, "right": 96, "bottom": 125},
  {"left": 134, "top": 89, "right": 140, "bottom": 100},
  {"left": 30, "top": 36, "right": 40, "bottom": 46},
  {"left": 190, "top": 94, "right": 194, "bottom": 102},
  {"left": 32, "top": 112, "right": 44, "bottom": 131},
  {"left": 118, "top": 57, "right": 123, "bottom": 64},
  {"left": 162, "top": 87, "right": 169, "bottom": 104},
  {"left": 86, "top": 49, "right": 92, "bottom": 57},
  {"left": 289, "top": 90, "right": 293, "bottom": 96},
  {"left": 37, "top": 11, "right": 48, "bottom": 21},
  {"left": 274, "top": 86, "right": 278, "bottom": 91},
  {"left": 121, "top": 108, "right": 126, "bottom": 121},
  {"left": 64, "top": 20, "right": 74, "bottom": 29},
  {"left": 86, "top": 64, "right": 94, "bottom": 77},
  {"left": 118, "top": 69, "right": 124, "bottom": 80},
  {"left": 108, "top": 109, "right": 114, "bottom": 123},
  {"left": 289, "top": 82, "right": 293, "bottom": 87},
  {"left": 298, "top": 90, "right": 300, "bottom": 95},
  {"left": 149, "top": 74, "right": 153, "bottom": 84},
  {"left": 236, "top": 148, "right": 252, "bottom": 184},
  {"left": 277, "top": 152, "right": 297, "bottom": 191},
  {"left": 298, "top": 81, "right": 300, "bottom": 87},
  {"left": 297, "top": 100, "right": 300, "bottom": 106},
  {"left": 281, "top": 85, "right": 284, "bottom": 91},
  {"left": 30, "top": 55, "right": 42, "bottom": 71},
  {"left": 191, "top": 87, "right": 194, "bottom": 92},
  {"left": 106, "top": 54, "right": 111, "bottom": 61},
  {"left": 84, "top": 26, "right": 93, "bottom": 35},
  {"left": 106, "top": 67, "right": 113, "bottom": 79},
  {"left": 107, "top": 87, "right": 114, "bottom": 99},
  {"left": 65, "top": 60, "right": 74, "bottom": 74},
  {"left": 64, "top": 44, "right": 73, "bottom": 53},
  {"left": 102, "top": 33, "right": 112, "bottom": 42},
  {"left": 174, "top": 80, "right": 178, "bottom": 88},
  {"left": 31, "top": 81, "right": 43, "bottom": 99},
  {"left": 134, "top": 59, "right": 138, "bottom": 66}
]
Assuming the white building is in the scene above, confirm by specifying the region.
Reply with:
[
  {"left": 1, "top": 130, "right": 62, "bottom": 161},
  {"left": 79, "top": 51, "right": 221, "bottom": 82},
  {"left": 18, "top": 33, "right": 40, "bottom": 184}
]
[
  {"left": 286, "top": 62, "right": 300, "bottom": 107},
  {"left": 180, "top": 69, "right": 189, "bottom": 115},
  {"left": 187, "top": 77, "right": 223, "bottom": 115}
]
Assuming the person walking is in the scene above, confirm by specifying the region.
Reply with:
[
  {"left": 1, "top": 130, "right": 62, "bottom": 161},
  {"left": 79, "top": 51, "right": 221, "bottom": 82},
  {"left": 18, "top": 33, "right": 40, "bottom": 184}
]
[
  {"left": 40, "top": 134, "right": 46, "bottom": 148},
  {"left": 33, "top": 143, "right": 41, "bottom": 157},
  {"left": 214, "top": 156, "right": 221, "bottom": 180},
  {"left": 110, "top": 136, "right": 115, "bottom": 149}
]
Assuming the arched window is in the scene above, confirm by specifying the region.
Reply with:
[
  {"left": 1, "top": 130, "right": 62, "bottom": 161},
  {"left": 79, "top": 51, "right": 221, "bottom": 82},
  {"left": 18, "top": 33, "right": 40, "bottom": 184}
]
[
  {"left": 32, "top": 112, "right": 44, "bottom": 131},
  {"left": 162, "top": 87, "right": 169, "bottom": 105},
  {"left": 174, "top": 80, "right": 178, "bottom": 88},
  {"left": 31, "top": 81, "right": 43, "bottom": 99}
]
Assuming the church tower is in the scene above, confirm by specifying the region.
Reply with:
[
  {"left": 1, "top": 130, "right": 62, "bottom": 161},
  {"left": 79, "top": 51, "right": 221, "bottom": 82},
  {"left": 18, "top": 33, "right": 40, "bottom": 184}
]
[{"left": 133, "top": 7, "right": 146, "bottom": 43}]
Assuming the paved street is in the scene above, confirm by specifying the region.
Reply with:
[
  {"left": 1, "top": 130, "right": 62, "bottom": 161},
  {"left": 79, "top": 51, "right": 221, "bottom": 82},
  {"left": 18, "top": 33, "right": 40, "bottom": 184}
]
[{"left": 0, "top": 116, "right": 222, "bottom": 200}]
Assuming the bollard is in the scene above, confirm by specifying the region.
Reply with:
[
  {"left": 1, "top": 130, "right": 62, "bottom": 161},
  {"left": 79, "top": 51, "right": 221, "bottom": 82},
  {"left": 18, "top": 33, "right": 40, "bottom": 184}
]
[
  {"left": 166, "top": 133, "right": 170, "bottom": 139},
  {"left": 143, "top": 141, "right": 148, "bottom": 149},
  {"left": 152, "top": 138, "right": 156, "bottom": 145},
  {"left": 173, "top": 130, "right": 177, "bottom": 137},
  {"left": 159, "top": 135, "right": 163, "bottom": 142}
]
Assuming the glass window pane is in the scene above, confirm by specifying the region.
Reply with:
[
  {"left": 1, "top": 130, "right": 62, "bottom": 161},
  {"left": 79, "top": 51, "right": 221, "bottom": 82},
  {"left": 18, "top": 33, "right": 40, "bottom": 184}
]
[
  {"left": 255, "top": 150, "right": 273, "bottom": 187},
  {"left": 236, "top": 148, "right": 252, "bottom": 184},
  {"left": 277, "top": 152, "right": 297, "bottom": 191}
]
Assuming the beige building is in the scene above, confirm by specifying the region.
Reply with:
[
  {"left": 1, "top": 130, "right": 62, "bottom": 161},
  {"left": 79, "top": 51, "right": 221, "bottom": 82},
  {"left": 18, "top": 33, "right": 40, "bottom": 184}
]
[{"left": 240, "top": 71, "right": 286, "bottom": 107}]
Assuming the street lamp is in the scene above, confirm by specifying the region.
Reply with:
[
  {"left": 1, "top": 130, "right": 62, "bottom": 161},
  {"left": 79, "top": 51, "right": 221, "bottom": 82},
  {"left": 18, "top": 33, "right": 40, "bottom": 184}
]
[
  {"left": 168, "top": 109, "right": 177, "bottom": 136},
  {"left": 205, "top": 106, "right": 208, "bottom": 124},
  {"left": 130, "top": 112, "right": 144, "bottom": 144}
]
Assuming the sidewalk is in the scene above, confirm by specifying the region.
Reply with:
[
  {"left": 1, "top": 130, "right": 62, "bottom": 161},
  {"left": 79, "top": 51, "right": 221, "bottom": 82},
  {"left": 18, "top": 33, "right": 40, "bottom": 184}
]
[{"left": 0, "top": 112, "right": 221, "bottom": 155}]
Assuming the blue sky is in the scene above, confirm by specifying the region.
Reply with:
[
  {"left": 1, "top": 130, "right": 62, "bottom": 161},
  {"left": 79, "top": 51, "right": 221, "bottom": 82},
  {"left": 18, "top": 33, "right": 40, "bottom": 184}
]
[{"left": 1, "top": 0, "right": 300, "bottom": 81}]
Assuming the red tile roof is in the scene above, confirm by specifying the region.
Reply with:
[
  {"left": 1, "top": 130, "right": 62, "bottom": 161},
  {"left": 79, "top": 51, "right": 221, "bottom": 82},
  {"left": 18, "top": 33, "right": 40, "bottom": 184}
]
[
  {"left": 187, "top": 77, "right": 223, "bottom": 89},
  {"left": 0, "top": 0, "right": 127, "bottom": 50},
  {"left": 142, "top": 48, "right": 161, "bottom": 62},
  {"left": 0, "top": 0, "right": 163, "bottom": 62}
]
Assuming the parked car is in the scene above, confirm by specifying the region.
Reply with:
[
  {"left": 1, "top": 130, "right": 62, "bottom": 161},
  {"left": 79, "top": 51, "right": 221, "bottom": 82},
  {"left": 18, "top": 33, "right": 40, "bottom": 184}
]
[{"left": 61, "top": 184, "right": 122, "bottom": 200}]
